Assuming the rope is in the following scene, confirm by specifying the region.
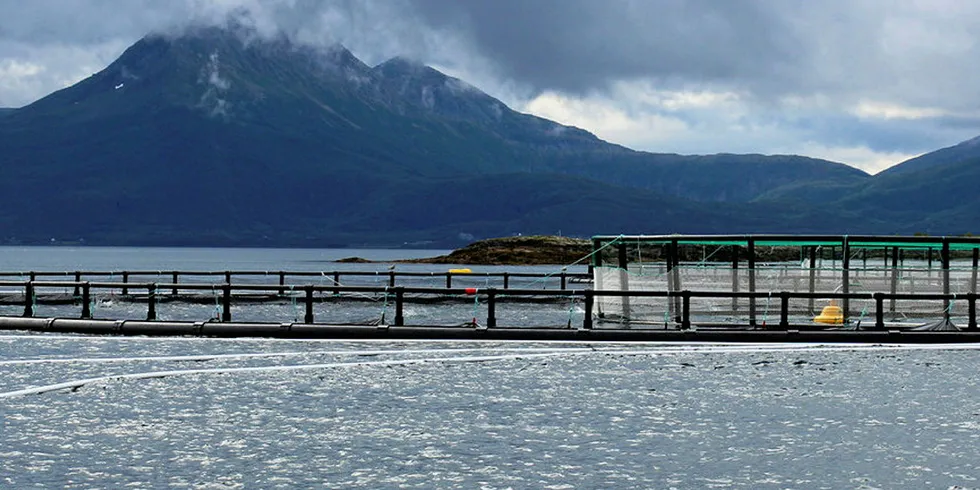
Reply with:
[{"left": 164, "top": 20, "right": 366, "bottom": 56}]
[
  {"left": 211, "top": 285, "right": 221, "bottom": 320},
  {"left": 565, "top": 295, "right": 578, "bottom": 328},
  {"left": 379, "top": 287, "right": 389, "bottom": 324},
  {"left": 289, "top": 285, "right": 299, "bottom": 322},
  {"left": 761, "top": 291, "right": 772, "bottom": 328},
  {"left": 523, "top": 234, "right": 625, "bottom": 289},
  {"left": 471, "top": 289, "right": 480, "bottom": 326}
]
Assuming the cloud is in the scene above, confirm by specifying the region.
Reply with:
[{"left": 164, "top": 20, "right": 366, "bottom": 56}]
[{"left": 1, "top": 0, "right": 980, "bottom": 172}]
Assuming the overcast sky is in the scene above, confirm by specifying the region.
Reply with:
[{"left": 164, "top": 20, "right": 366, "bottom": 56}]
[{"left": 2, "top": 0, "right": 979, "bottom": 173}]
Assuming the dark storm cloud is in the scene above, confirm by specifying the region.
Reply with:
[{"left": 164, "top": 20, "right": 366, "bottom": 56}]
[
  {"left": 2, "top": 0, "right": 980, "bottom": 171},
  {"left": 406, "top": 0, "right": 800, "bottom": 94}
]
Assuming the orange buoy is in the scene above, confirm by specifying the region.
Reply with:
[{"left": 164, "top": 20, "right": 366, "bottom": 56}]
[
  {"left": 814, "top": 300, "right": 844, "bottom": 325},
  {"left": 465, "top": 287, "right": 477, "bottom": 295}
]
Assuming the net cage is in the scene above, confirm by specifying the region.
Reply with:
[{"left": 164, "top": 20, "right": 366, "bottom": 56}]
[{"left": 590, "top": 235, "right": 980, "bottom": 329}]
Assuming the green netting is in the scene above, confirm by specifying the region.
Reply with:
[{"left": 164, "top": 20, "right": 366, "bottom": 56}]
[
  {"left": 850, "top": 241, "right": 941, "bottom": 249},
  {"left": 677, "top": 240, "right": 747, "bottom": 246},
  {"left": 754, "top": 240, "right": 842, "bottom": 247}
]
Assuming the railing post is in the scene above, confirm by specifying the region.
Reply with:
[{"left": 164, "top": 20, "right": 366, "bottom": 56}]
[
  {"left": 333, "top": 272, "right": 340, "bottom": 295},
  {"left": 224, "top": 271, "right": 232, "bottom": 284},
  {"left": 22, "top": 281, "right": 33, "bottom": 318},
  {"left": 942, "top": 238, "right": 951, "bottom": 320},
  {"left": 560, "top": 271, "right": 567, "bottom": 290},
  {"left": 279, "top": 271, "right": 285, "bottom": 295},
  {"left": 779, "top": 291, "right": 789, "bottom": 329},
  {"left": 147, "top": 284, "right": 157, "bottom": 321},
  {"left": 122, "top": 271, "right": 129, "bottom": 295},
  {"left": 446, "top": 272, "right": 452, "bottom": 289},
  {"left": 221, "top": 283, "right": 231, "bottom": 322},
  {"left": 485, "top": 289, "right": 497, "bottom": 327},
  {"left": 304, "top": 285, "right": 314, "bottom": 323},
  {"left": 970, "top": 293, "right": 977, "bottom": 331},
  {"left": 503, "top": 272, "right": 510, "bottom": 290},
  {"left": 583, "top": 290, "right": 594, "bottom": 329},
  {"left": 874, "top": 293, "right": 884, "bottom": 330},
  {"left": 747, "top": 238, "right": 757, "bottom": 327},
  {"left": 681, "top": 290, "right": 691, "bottom": 330},
  {"left": 172, "top": 271, "right": 179, "bottom": 296},
  {"left": 81, "top": 282, "right": 91, "bottom": 319},
  {"left": 73, "top": 271, "right": 81, "bottom": 296},
  {"left": 807, "top": 246, "right": 816, "bottom": 313},
  {"left": 394, "top": 287, "right": 404, "bottom": 326},
  {"left": 389, "top": 270, "right": 396, "bottom": 288}
]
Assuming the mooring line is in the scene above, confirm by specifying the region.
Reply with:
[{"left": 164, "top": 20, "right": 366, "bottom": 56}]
[
  {"left": 0, "top": 346, "right": 595, "bottom": 366},
  {"left": 5, "top": 343, "right": 980, "bottom": 398},
  {"left": 0, "top": 352, "right": 575, "bottom": 398}
]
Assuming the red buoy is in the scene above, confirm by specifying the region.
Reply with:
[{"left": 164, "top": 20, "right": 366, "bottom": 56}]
[{"left": 465, "top": 288, "right": 477, "bottom": 295}]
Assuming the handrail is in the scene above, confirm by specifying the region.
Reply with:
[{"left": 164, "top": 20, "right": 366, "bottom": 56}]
[{"left": 5, "top": 279, "right": 977, "bottom": 331}]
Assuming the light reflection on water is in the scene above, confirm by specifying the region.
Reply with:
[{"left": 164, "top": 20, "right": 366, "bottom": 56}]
[{"left": 2, "top": 338, "right": 980, "bottom": 488}]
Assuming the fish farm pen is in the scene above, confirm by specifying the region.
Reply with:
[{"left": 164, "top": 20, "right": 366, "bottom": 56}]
[{"left": 3, "top": 234, "right": 980, "bottom": 342}]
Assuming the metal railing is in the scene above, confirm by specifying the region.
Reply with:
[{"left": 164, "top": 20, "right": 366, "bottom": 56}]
[{"left": 4, "top": 279, "right": 977, "bottom": 331}]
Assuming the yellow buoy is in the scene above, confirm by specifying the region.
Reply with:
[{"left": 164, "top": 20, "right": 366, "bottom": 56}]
[
  {"left": 813, "top": 300, "right": 844, "bottom": 325},
  {"left": 448, "top": 268, "right": 472, "bottom": 274}
]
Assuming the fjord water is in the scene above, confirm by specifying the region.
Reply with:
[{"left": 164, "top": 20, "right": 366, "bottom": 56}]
[{"left": 2, "top": 247, "right": 980, "bottom": 488}]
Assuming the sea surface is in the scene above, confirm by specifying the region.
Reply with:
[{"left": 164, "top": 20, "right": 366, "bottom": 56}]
[{"left": 1, "top": 247, "right": 980, "bottom": 488}]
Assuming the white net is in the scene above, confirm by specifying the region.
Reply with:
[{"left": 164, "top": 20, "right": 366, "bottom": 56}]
[{"left": 593, "top": 251, "right": 979, "bottom": 327}]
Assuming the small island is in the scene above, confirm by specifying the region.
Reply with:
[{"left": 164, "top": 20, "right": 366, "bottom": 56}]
[
  {"left": 336, "top": 235, "right": 592, "bottom": 265},
  {"left": 404, "top": 235, "right": 591, "bottom": 265}
]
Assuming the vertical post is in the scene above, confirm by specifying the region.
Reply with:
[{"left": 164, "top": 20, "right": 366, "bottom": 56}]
[
  {"left": 333, "top": 272, "right": 340, "bottom": 295},
  {"left": 560, "top": 271, "right": 567, "bottom": 290},
  {"left": 224, "top": 271, "right": 232, "bottom": 284},
  {"left": 731, "top": 245, "right": 740, "bottom": 313},
  {"left": 486, "top": 289, "right": 497, "bottom": 327},
  {"left": 583, "top": 290, "right": 594, "bottom": 329},
  {"left": 81, "top": 282, "right": 91, "bottom": 319},
  {"left": 748, "top": 237, "right": 757, "bottom": 327},
  {"left": 681, "top": 290, "right": 691, "bottom": 330},
  {"left": 304, "top": 285, "right": 314, "bottom": 323},
  {"left": 221, "top": 283, "right": 231, "bottom": 322},
  {"left": 446, "top": 272, "right": 453, "bottom": 289},
  {"left": 842, "top": 237, "right": 850, "bottom": 324},
  {"left": 592, "top": 239, "right": 603, "bottom": 269},
  {"left": 889, "top": 247, "right": 899, "bottom": 315},
  {"left": 862, "top": 249, "right": 867, "bottom": 269},
  {"left": 671, "top": 239, "right": 682, "bottom": 324},
  {"left": 503, "top": 272, "right": 510, "bottom": 290},
  {"left": 389, "top": 270, "right": 396, "bottom": 288},
  {"left": 779, "top": 291, "right": 789, "bottom": 329},
  {"left": 969, "top": 293, "right": 977, "bottom": 330},
  {"left": 147, "top": 284, "right": 157, "bottom": 321},
  {"left": 172, "top": 271, "right": 179, "bottom": 296},
  {"left": 73, "top": 271, "right": 81, "bottom": 297},
  {"left": 808, "top": 246, "right": 817, "bottom": 313},
  {"left": 928, "top": 247, "right": 934, "bottom": 271},
  {"left": 874, "top": 293, "right": 884, "bottom": 330},
  {"left": 666, "top": 242, "right": 676, "bottom": 321},
  {"left": 942, "top": 238, "right": 951, "bottom": 321},
  {"left": 22, "top": 281, "right": 33, "bottom": 318},
  {"left": 972, "top": 248, "right": 979, "bottom": 295},
  {"left": 394, "top": 287, "right": 404, "bottom": 326},
  {"left": 122, "top": 271, "right": 129, "bottom": 295},
  {"left": 279, "top": 271, "right": 286, "bottom": 295},
  {"left": 618, "top": 242, "right": 631, "bottom": 320}
]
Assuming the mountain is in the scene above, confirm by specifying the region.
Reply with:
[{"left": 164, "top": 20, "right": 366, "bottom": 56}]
[
  {"left": 877, "top": 136, "right": 980, "bottom": 177},
  {"left": 0, "top": 26, "right": 887, "bottom": 246}
]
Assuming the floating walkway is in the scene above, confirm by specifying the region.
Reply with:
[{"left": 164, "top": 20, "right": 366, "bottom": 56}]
[{"left": 3, "top": 234, "right": 980, "bottom": 342}]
